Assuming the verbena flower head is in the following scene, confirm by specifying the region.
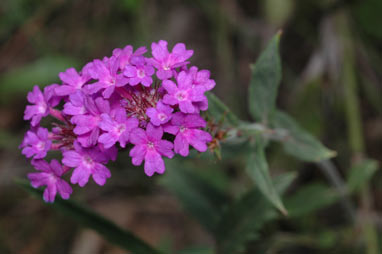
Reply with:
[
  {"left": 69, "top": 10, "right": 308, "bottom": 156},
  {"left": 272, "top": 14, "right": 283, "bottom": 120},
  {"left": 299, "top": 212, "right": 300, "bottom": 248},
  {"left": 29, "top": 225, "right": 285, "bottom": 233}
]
[{"left": 21, "top": 40, "right": 215, "bottom": 202}]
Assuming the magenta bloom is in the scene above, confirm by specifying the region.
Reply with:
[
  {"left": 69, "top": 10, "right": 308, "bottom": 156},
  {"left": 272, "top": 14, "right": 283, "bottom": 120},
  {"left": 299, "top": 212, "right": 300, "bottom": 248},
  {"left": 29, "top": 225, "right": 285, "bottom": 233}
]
[
  {"left": 71, "top": 97, "right": 110, "bottom": 147},
  {"left": 20, "top": 127, "right": 52, "bottom": 159},
  {"left": 150, "top": 40, "right": 193, "bottom": 80},
  {"left": 62, "top": 143, "right": 111, "bottom": 187},
  {"left": 24, "top": 85, "right": 60, "bottom": 126},
  {"left": 97, "top": 143, "right": 118, "bottom": 162},
  {"left": 85, "top": 57, "right": 128, "bottom": 98},
  {"left": 129, "top": 123, "right": 174, "bottom": 176},
  {"left": 98, "top": 108, "right": 139, "bottom": 148},
  {"left": 189, "top": 66, "right": 216, "bottom": 91},
  {"left": 21, "top": 40, "right": 215, "bottom": 202},
  {"left": 55, "top": 67, "right": 89, "bottom": 96},
  {"left": 28, "top": 159, "right": 72, "bottom": 203},
  {"left": 146, "top": 101, "right": 173, "bottom": 126},
  {"left": 124, "top": 56, "right": 155, "bottom": 87},
  {"left": 162, "top": 71, "right": 206, "bottom": 113},
  {"left": 113, "top": 45, "right": 147, "bottom": 70},
  {"left": 63, "top": 91, "right": 86, "bottom": 116},
  {"left": 164, "top": 113, "right": 212, "bottom": 156}
]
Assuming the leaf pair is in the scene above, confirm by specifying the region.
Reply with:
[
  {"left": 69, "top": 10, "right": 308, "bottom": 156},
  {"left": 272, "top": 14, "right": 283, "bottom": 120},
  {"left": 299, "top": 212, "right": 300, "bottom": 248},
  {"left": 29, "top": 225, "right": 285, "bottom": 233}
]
[{"left": 245, "top": 31, "right": 336, "bottom": 215}]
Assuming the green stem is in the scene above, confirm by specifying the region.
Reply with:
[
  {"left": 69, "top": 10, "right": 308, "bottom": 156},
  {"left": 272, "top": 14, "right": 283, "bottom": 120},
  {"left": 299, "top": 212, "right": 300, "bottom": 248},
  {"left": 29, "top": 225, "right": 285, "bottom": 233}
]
[{"left": 338, "top": 11, "right": 378, "bottom": 254}]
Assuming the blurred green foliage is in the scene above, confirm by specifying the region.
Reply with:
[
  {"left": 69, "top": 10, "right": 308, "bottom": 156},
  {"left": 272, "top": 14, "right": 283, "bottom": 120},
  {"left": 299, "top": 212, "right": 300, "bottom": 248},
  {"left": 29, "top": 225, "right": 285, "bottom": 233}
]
[
  {"left": 1, "top": 0, "right": 381, "bottom": 253},
  {"left": 0, "top": 57, "right": 78, "bottom": 103}
]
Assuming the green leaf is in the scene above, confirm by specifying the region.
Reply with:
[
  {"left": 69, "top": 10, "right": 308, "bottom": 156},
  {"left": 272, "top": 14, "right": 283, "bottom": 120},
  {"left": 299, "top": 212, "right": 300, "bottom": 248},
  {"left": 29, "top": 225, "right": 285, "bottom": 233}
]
[
  {"left": 206, "top": 92, "right": 240, "bottom": 126},
  {"left": 0, "top": 56, "right": 79, "bottom": 103},
  {"left": 159, "top": 159, "right": 230, "bottom": 234},
  {"left": 16, "top": 179, "right": 162, "bottom": 254},
  {"left": 347, "top": 159, "right": 379, "bottom": 192},
  {"left": 273, "top": 171, "right": 297, "bottom": 194},
  {"left": 216, "top": 172, "right": 296, "bottom": 254},
  {"left": 272, "top": 111, "right": 336, "bottom": 162},
  {"left": 285, "top": 183, "right": 339, "bottom": 218},
  {"left": 246, "top": 139, "right": 287, "bottom": 214},
  {"left": 248, "top": 32, "right": 282, "bottom": 123}
]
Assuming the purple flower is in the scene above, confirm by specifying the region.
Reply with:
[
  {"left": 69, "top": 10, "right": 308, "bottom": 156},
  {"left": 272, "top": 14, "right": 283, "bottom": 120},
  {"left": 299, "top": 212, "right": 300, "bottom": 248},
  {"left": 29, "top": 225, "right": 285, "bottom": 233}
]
[
  {"left": 28, "top": 159, "right": 72, "bottom": 203},
  {"left": 21, "top": 41, "right": 216, "bottom": 203},
  {"left": 193, "top": 99, "right": 209, "bottom": 112},
  {"left": 189, "top": 66, "right": 216, "bottom": 91},
  {"left": 55, "top": 67, "right": 89, "bottom": 96},
  {"left": 149, "top": 40, "right": 193, "bottom": 80},
  {"left": 97, "top": 143, "right": 118, "bottom": 162},
  {"left": 146, "top": 101, "right": 173, "bottom": 126},
  {"left": 71, "top": 96, "right": 110, "bottom": 147},
  {"left": 123, "top": 56, "right": 155, "bottom": 87},
  {"left": 162, "top": 71, "right": 206, "bottom": 113},
  {"left": 20, "top": 127, "right": 52, "bottom": 159},
  {"left": 62, "top": 143, "right": 111, "bottom": 187},
  {"left": 98, "top": 108, "right": 139, "bottom": 148},
  {"left": 85, "top": 57, "right": 128, "bottom": 98},
  {"left": 129, "top": 123, "right": 174, "bottom": 176},
  {"left": 24, "top": 85, "right": 60, "bottom": 126},
  {"left": 164, "top": 113, "right": 212, "bottom": 156},
  {"left": 63, "top": 91, "right": 86, "bottom": 116},
  {"left": 113, "top": 45, "right": 147, "bottom": 70}
]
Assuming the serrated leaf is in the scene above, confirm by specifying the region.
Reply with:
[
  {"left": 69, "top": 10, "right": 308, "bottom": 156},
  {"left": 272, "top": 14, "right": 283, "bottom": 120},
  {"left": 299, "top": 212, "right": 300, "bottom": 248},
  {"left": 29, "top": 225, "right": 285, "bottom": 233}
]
[
  {"left": 285, "top": 183, "right": 339, "bottom": 218},
  {"left": 16, "top": 179, "right": 162, "bottom": 254},
  {"left": 246, "top": 139, "right": 287, "bottom": 214},
  {"left": 347, "top": 159, "right": 379, "bottom": 192},
  {"left": 206, "top": 92, "right": 240, "bottom": 126},
  {"left": 248, "top": 32, "right": 282, "bottom": 123},
  {"left": 159, "top": 159, "right": 230, "bottom": 234},
  {"left": 272, "top": 111, "right": 336, "bottom": 162},
  {"left": 216, "top": 172, "right": 296, "bottom": 254}
]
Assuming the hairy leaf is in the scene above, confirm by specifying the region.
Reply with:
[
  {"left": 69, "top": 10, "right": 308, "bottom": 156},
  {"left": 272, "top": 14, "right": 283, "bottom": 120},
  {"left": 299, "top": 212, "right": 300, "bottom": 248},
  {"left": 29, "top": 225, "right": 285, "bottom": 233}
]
[
  {"left": 246, "top": 139, "right": 287, "bottom": 214},
  {"left": 272, "top": 111, "right": 336, "bottom": 162},
  {"left": 285, "top": 183, "right": 338, "bottom": 217},
  {"left": 347, "top": 159, "right": 379, "bottom": 192},
  {"left": 248, "top": 32, "right": 282, "bottom": 123}
]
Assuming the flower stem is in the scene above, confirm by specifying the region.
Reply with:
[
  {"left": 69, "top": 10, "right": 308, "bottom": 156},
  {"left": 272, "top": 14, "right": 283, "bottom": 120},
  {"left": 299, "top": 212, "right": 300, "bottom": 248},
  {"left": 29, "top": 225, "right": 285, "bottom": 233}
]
[{"left": 338, "top": 10, "right": 378, "bottom": 254}]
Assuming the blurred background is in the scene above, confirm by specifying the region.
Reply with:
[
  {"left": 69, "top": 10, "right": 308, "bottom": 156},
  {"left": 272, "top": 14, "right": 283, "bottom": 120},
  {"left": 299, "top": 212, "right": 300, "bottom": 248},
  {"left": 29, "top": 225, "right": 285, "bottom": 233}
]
[{"left": 0, "top": 0, "right": 381, "bottom": 253}]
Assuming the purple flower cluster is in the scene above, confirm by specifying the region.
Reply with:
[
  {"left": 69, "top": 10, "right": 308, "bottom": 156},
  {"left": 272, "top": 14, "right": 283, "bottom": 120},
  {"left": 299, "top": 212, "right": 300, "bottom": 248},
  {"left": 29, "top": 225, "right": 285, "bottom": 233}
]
[{"left": 20, "top": 40, "right": 214, "bottom": 202}]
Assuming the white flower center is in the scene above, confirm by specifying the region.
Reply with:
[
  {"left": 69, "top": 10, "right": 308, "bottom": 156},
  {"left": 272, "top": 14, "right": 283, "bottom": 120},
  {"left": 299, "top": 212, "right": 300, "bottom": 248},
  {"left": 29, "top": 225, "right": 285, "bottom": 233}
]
[
  {"left": 36, "top": 141, "right": 45, "bottom": 151},
  {"left": 158, "top": 113, "right": 167, "bottom": 121},
  {"left": 116, "top": 124, "right": 126, "bottom": 135},
  {"left": 38, "top": 102, "right": 47, "bottom": 113},
  {"left": 180, "top": 126, "right": 187, "bottom": 133},
  {"left": 107, "top": 78, "right": 115, "bottom": 86},
  {"left": 49, "top": 173, "right": 57, "bottom": 182},
  {"left": 137, "top": 69, "right": 145, "bottom": 78},
  {"left": 175, "top": 91, "right": 187, "bottom": 101},
  {"left": 83, "top": 156, "right": 94, "bottom": 169},
  {"left": 147, "top": 141, "right": 154, "bottom": 149}
]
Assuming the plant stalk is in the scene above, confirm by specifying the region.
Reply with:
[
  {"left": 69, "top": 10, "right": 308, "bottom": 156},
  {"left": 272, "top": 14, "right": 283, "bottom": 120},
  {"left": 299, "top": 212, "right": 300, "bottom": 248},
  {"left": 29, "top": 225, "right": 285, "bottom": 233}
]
[{"left": 337, "top": 10, "right": 378, "bottom": 254}]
